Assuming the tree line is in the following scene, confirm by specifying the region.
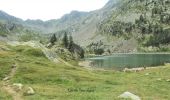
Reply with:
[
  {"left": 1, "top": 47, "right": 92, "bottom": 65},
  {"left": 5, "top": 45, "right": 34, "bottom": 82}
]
[{"left": 50, "top": 32, "right": 84, "bottom": 59}]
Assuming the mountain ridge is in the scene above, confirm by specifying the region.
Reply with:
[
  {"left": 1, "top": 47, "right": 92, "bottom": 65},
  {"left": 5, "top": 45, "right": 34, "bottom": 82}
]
[
  {"left": 0, "top": 0, "right": 118, "bottom": 34},
  {"left": 1, "top": 0, "right": 170, "bottom": 53}
]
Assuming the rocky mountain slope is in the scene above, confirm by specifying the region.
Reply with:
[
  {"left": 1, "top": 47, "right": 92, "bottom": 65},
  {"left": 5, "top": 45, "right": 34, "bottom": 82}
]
[
  {"left": 92, "top": 0, "right": 170, "bottom": 53},
  {"left": 0, "top": 0, "right": 118, "bottom": 45},
  {"left": 0, "top": 0, "right": 170, "bottom": 53}
]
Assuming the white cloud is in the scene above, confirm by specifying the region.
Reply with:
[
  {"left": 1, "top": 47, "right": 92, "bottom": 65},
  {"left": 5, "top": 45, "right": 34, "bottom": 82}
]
[{"left": 0, "top": 0, "right": 109, "bottom": 21}]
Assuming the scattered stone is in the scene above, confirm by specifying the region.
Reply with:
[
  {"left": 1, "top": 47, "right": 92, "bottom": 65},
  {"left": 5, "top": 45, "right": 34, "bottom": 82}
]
[
  {"left": 11, "top": 64, "right": 17, "bottom": 68},
  {"left": 123, "top": 67, "right": 144, "bottom": 72},
  {"left": 13, "top": 83, "right": 23, "bottom": 91},
  {"left": 25, "top": 87, "right": 35, "bottom": 95},
  {"left": 46, "top": 43, "right": 53, "bottom": 48},
  {"left": 145, "top": 73, "right": 150, "bottom": 76},
  {"left": 3, "top": 77, "right": 10, "bottom": 81},
  {"left": 79, "top": 61, "right": 92, "bottom": 68},
  {"left": 166, "top": 79, "right": 170, "bottom": 82},
  {"left": 118, "top": 91, "right": 141, "bottom": 100},
  {"left": 157, "top": 78, "right": 162, "bottom": 81}
]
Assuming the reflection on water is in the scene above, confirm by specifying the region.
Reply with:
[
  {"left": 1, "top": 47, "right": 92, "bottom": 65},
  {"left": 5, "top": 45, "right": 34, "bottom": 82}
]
[{"left": 87, "top": 54, "right": 170, "bottom": 70}]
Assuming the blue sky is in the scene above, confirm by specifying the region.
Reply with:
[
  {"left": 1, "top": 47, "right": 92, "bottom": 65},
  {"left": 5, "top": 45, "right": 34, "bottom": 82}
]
[{"left": 0, "top": 0, "right": 109, "bottom": 21}]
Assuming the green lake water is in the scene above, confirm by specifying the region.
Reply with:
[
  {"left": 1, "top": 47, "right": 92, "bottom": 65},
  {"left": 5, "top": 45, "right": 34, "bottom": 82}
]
[{"left": 87, "top": 54, "right": 170, "bottom": 70}]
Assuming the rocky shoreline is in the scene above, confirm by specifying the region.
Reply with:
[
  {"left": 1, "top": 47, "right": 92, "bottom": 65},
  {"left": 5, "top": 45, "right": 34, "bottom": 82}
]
[{"left": 79, "top": 60, "right": 170, "bottom": 72}]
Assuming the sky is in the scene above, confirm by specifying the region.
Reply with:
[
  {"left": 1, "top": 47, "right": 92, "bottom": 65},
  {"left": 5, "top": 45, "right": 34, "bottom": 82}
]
[{"left": 0, "top": 0, "right": 109, "bottom": 21}]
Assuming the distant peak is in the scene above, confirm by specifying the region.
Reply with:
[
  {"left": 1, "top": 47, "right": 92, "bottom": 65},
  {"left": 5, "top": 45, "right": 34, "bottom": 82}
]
[
  {"left": 70, "top": 10, "right": 87, "bottom": 14},
  {"left": 0, "top": 10, "right": 9, "bottom": 15},
  {"left": 103, "top": 0, "right": 119, "bottom": 9}
]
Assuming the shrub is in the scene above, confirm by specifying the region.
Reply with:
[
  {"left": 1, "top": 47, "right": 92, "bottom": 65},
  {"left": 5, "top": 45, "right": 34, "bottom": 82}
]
[
  {"left": 23, "top": 48, "right": 45, "bottom": 57},
  {"left": 94, "top": 48, "right": 104, "bottom": 55}
]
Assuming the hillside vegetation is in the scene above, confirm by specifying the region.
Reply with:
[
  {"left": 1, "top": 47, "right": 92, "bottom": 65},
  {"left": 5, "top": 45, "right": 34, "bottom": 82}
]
[
  {"left": 0, "top": 42, "right": 170, "bottom": 100},
  {"left": 95, "top": 0, "right": 170, "bottom": 53}
]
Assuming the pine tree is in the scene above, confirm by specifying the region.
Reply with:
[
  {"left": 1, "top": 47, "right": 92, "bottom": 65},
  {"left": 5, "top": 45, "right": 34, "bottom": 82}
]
[
  {"left": 80, "top": 49, "right": 84, "bottom": 58},
  {"left": 62, "top": 32, "right": 68, "bottom": 48},
  {"left": 50, "top": 34, "right": 57, "bottom": 45},
  {"left": 68, "top": 35, "right": 74, "bottom": 52}
]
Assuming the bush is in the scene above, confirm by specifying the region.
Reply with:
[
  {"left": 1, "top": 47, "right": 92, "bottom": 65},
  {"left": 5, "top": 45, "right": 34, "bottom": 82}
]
[
  {"left": 145, "top": 29, "right": 170, "bottom": 46},
  {"left": 94, "top": 48, "right": 104, "bottom": 55},
  {"left": 23, "top": 48, "right": 45, "bottom": 57}
]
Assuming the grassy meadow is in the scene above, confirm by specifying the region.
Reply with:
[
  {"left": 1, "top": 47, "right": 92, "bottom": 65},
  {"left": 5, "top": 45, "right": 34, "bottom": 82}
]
[{"left": 0, "top": 42, "right": 170, "bottom": 100}]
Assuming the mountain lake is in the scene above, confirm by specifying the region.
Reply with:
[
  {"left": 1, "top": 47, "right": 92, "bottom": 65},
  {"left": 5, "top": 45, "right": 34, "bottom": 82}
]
[{"left": 86, "top": 53, "right": 170, "bottom": 70}]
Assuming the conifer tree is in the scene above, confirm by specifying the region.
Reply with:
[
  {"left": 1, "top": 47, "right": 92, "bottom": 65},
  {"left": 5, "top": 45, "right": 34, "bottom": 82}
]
[
  {"left": 50, "top": 34, "right": 57, "bottom": 45},
  {"left": 62, "top": 32, "right": 68, "bottom": 48},
  {"left": 68, "top": 35, "right": 74, "bottom": 52}
]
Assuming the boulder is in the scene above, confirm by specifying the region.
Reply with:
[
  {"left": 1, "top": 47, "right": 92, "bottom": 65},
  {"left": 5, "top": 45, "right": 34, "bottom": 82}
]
[
  {"left": 3, "top": 76, "right": 9, "bottom": 81},
  {"left": 13, "top": 83, "right": 23, "bottom": 91},
  {"left": 166, "top": 79, "right": 170, "bottom": 82},
  {"left": 157, "top": 78, "right": 162, "bottom": 81},
  {"left": 118, "top": 91, "right": 141, "bottom": 100},
  {"left": 25, "top": 87, "right": 35, "bottom": 95},
  {"left": 46, "top": 43, "right": 53, "bottom": 48}
]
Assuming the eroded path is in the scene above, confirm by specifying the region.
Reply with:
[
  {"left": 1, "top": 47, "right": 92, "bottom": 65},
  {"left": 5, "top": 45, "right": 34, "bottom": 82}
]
[{"left": 2, "top": 65, "right": 23, "bottom": 100}]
